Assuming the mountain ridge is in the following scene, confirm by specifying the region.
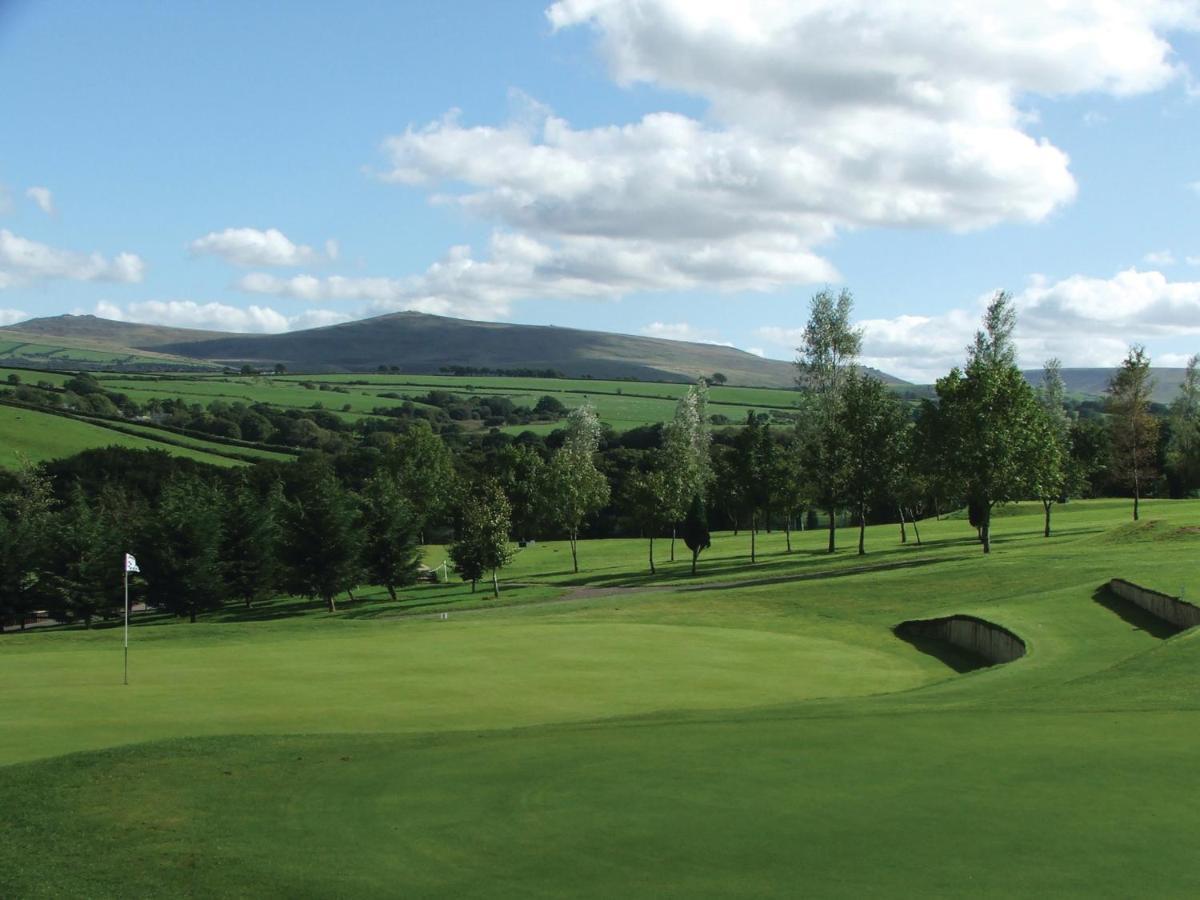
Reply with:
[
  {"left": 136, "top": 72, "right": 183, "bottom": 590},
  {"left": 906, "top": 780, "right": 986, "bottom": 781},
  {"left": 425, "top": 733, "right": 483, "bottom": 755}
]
[{"left": 3, "top": 312, "right": 904, "bottom": 388}]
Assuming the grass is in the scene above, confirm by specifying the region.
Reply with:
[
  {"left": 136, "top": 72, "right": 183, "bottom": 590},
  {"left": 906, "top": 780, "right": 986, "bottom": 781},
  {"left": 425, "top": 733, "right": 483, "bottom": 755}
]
[
  {"left": 2, "top": 498, "right": 1200, "bottom": 897},
  {"left": 0, "top": 405, "right": 249, "bottom": 468}
]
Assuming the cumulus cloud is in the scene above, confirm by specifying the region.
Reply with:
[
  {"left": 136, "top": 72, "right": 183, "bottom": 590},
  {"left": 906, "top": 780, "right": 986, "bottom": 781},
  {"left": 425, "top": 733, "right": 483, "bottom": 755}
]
[
  {"left": 94, "top": 299, "right": 350, "bottom": 334},
  {"left": 0, "top": 229, "right": 144, "bottom": 287},
  {"left": 365, "top": 1, "right": 1196, "bottom": 308},
  {"left": 0, "top": 307, "right": 28, "bottom": 326},
  {"left": 233, "top": 230, "right": 755, "bottom": 320},
  {"left": 25, "top": 186, "right": 54, "bottom": 216},
  {"left": 758, "top": 267, "right": 1200, "bottom": 381},
  {"left": 189, "top": 227, "right": 334, "bottom": 268}
]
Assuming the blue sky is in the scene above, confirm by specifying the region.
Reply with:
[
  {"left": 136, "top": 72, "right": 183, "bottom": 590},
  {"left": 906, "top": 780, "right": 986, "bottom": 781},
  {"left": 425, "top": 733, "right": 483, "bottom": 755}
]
[{"left": 1, "top": 0, "right": 1199, "bottom": 380}]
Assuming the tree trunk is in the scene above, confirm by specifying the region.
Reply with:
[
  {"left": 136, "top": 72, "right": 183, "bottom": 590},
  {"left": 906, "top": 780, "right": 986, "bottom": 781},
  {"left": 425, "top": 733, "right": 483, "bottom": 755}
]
[
  {"left": 858, "top": 504, "right": 866, "bottom": 556},
  {"left": 691, "top": 548, "right": 699, "bottom": 575},
  {"left": 346, "top": 589, "right": 356, "bottom": 603},
  {"left": 1043, "top": 499, "right": 1052, "bottom": 537},
  {"left": 750, "top": 510, "right": 757, "bottom": 563},
  {"left": 648, "top": 534, "right": 656, "bottom": 575},
  {"left": 670, "top": 525, "right": 676, "bottom": 562},
  {"left": 1133, "top": 471, "right": 1140, "bottom": 521},
  {"left": 898, "top": 507, "right": 907, "bottom": 544},
  {"left": 785, "top": 517, "right": 792, "bottom": 553},
  {"left": 470, "top": 579, "right": 476, "bottom": 593},
  {"left": 387, "top": 584, "right": 397, "bottom": 601},
  {"left": 189, "top": 606, "right": 197, "bottom": 624},
  {"left": 981, "top": 505, "right": 992, "bottom": 554},
  {"left": 909, "top": 511, "right": 923, "bottom": 546},
  {"left": 492, "top": 569, "right": 499, "bottom": 598},
  {"left": 326, "top": 593, "right": 337, "bottom": 612},
  {"left": 570, "top": 531, "right": 579, "bottom": 573},
  {"left": 827, "top": 505, "right": 836, "bottom": 553},
  {"left": 244, "top": 596, "right": 252, "bottom": 609}
]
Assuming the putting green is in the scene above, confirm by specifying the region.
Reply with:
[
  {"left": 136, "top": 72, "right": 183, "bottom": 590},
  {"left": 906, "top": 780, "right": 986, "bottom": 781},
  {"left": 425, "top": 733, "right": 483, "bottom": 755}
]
[{"left": 0, "top": 621, "right": 937, "bottom": 766}]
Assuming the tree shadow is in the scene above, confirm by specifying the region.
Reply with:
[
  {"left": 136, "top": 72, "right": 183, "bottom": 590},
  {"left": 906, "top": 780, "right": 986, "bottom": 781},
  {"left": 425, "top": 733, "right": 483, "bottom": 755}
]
[{"left": 1091, "top": 585, "right": 1182, "bottom": 639}]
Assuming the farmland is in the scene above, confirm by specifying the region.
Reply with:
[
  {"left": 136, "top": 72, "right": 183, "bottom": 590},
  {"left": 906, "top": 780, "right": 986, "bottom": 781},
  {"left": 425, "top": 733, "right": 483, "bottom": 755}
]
[
  {"left": 0, "top": 365, "right": 809, "bottom": 468},
  {"left": 2, "top": 498, "right": 1198, "bottom": 896}
]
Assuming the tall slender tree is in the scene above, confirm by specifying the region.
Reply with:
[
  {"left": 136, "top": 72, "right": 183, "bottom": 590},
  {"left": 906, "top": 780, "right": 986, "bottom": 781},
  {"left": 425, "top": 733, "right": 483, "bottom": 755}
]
[
  {"left": 542, "top": 405, "right": 610, "bottom": 573},
  {"left": 1166, "top": 354, "right": 1200, "bottom": 496},
  {"left": 141, "top": 476, "right": 225, "bottom": 623},
  {"left": 795, "top": 288, "right": 861, "bottom": 553},
  {"left": 839, "top": 371, "right": 904, "bottom": 556},
  {"left": 451, "top": 479, "right": 513, "bottom": 597},
  {"left": 935, "top": 292, "right": 1046, "bottom": 553},
  {"left": 1107, "top": 345, "right": 1159, "bottom": 520},
  {"left": 682, "top": 494, "right": 711, "bottom": 576},
  {"left": 1033, "top": 358, "right": 1071, "bottom": 536},
  {"left": 661, "top": 381, "right": 712, "bottom": 560}
]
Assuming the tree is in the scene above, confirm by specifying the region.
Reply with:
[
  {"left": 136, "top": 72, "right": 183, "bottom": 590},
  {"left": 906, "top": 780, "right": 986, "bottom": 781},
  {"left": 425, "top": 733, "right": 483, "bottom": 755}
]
[
  {"left": 495, "top": 443, "right": 545, "bottom": 542},
  {"left": 839, "top": 371, "right": 904, "bottom": 555},
  {"left": 661, "top": 381, "right": 712, "bottom": 560},
  {"left": 0, "top": 463, "right": 55, "bottom": 631},
  {"left": 221, "top": 476, "right": 281, "bottom": 608},
  {"left": 359, "top": 472, "right": 422, "bottom": 601},
  {"left": 710, "top": 372, "right": 728, "bottom": 385},
  {"left": 935, "top": 292, "right": 1046, "bottom": 553},
  {"left": 623, "top": 467, "right": 669, "bottom": 574},
  {"left": 542, "top": 405, "right": 610, "bottom": 573},
  {"left": 140, "top": 476, "right": 225, "bottom": 623},
  {"left": 52, "top": 484, "right": 135, "bottom": 627},
  {"left": 682, "top": 494, "right": 711, "bottom": 576},
  {"left": 733, "top": 412, "right": 773, "bottom": 562},
  {"left": 389, "top": 421, "right": 456, "bottom": 541},
  {"left": 1107, "top": 345, "right": 1159, "bottom": 521},
  {"left": 795, "top": 288, "right": 861, "bottom": 553},
  {"left": 1033, "top": 358, "right": 1071, "bottom": 537},
  {"left": 450, "top": 480, "right": 513, "bottom": 597},
  {"left": 280, "top": 462, "right": 361, "bottom": 612},
  {"left": 768, "top": 436, "right": 808, "bottom": 552},
  {"left": 1166, "top": 354, "right": 1200, "bottom": 496}
]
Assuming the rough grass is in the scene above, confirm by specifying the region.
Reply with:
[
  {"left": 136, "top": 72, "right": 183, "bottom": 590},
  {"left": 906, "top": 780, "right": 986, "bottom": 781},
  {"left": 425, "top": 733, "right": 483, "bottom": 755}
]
[{"left": 2, "top": 498, "right": 1199, "bottom": 897}]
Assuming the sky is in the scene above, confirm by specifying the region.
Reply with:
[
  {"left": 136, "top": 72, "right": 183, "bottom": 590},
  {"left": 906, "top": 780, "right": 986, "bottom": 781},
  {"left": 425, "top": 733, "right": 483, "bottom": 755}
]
[{"left": 1, "top": 0, "right": 1199, "bottom": 382}]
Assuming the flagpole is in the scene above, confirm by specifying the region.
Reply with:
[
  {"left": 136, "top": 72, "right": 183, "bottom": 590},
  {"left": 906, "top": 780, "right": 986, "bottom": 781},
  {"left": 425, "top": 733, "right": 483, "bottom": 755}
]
[{"left": 123, "top": 566, "right": 129, "bottom": 686}]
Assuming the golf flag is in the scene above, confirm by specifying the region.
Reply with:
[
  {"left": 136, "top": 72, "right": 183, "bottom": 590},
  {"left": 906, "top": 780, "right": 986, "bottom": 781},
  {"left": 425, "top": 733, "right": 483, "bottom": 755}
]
[{"left": 124, "top": 553, "right": 140, "bottom": 574}]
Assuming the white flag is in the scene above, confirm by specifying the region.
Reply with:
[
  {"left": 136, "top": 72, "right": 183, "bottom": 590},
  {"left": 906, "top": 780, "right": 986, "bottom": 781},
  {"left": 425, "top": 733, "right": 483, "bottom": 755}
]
[{"left": 124, "top": 553, "right": 140, "bottom": 573}]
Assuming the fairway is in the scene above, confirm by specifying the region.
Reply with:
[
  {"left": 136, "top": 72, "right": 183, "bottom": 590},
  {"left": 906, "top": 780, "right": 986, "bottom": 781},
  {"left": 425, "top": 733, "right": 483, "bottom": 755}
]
[{"left": 4, "top": 499, "right": 1200, "bottom": 897}]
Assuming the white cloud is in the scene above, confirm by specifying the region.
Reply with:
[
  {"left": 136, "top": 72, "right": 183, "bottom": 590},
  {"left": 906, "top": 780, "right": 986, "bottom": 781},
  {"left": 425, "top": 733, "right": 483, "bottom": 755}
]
[
  {"left": 235, "top": 230, "right": 753, "bottom": 320},
  {"left": 0, "top": 229, "right": 144, "bottom": 287},
  {"left": 25, "top": 186, "right": 54, "bottom": 216},
  {"left": 0, "top": 308, "right": 28, "bottom": 326},
  {"left": 367, "top": 1, "right": 1193, "bottom": 308},
  {"left": 189, "top": 227, "right": 334, "bottom": 268},
  {"left": 758, "top": 267, "right": 1200, "bottom": 381},
  {"left": 1144, "top": 249, "right": 1176, "bottom": 265},
  {"left": 94, "top": 300, "right": 351, "bottom": 334},
  {"left": 640, "top": 321, "right": 733, "bottom": 346}
]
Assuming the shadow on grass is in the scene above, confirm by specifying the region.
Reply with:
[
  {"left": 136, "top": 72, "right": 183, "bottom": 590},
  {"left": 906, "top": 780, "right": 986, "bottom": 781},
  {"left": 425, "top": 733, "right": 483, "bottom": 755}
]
[
  {"left": 891, "top": 628, "right": 992, "bottom": 674},
  {"left": 1091, "top": 585, "right": 1182, "bottom": 639}
]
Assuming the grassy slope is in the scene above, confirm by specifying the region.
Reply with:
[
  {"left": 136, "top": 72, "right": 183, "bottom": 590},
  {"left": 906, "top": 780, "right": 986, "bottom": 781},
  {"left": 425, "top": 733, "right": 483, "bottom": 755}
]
[
  {"left": 2, "top": 499, "right": 1200, "bottom": 897},
  {"left": 0, "top": 405, "right": 248, "bottom": 468}
]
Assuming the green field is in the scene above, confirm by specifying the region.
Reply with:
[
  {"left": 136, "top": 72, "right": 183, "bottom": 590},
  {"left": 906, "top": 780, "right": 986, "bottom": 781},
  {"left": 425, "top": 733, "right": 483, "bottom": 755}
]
[
  {"left": 0, "top": 405, "right": 253, "bottom": 469},
  {"left": 3, "top": 499, "right": 1199, "bottom": 897}
]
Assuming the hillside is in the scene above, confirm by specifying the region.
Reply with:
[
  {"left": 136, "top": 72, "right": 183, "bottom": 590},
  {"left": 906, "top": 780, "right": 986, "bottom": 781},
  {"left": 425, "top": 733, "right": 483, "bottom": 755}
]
[
  {"left": 2, "top": 313, "right": 901, "bottom": 388},
  {"left": 1022, "top": 366, "right": 1191, "bottom": 405}
]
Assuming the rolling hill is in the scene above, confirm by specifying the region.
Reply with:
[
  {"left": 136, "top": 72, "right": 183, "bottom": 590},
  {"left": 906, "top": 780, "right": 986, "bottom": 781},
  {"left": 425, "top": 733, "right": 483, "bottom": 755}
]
[{"left": 2, "top": 312, "right": 904, "bottom": 388}]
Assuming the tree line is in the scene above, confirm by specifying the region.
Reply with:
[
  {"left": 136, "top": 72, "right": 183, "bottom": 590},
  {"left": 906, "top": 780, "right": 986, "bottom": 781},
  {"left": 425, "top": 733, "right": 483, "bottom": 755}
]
[{"left": 2, "top": 289, "right": 1198, "bottom": 629}]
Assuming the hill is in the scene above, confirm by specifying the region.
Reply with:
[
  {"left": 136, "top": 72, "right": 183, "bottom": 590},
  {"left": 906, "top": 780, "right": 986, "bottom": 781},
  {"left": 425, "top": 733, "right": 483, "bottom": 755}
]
[
  {"left": 2, "top": 313, "right": 903, "bottom": 388},
  {"left": 1023, "top": 366, "right": 1191, "bottom": 405}
]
